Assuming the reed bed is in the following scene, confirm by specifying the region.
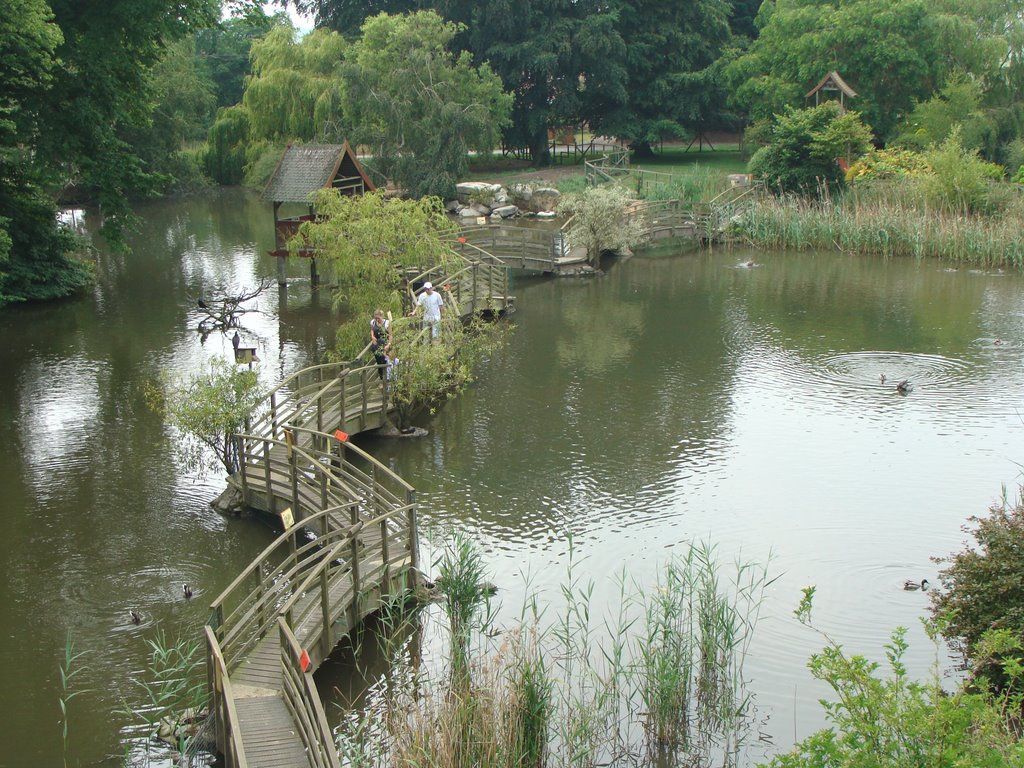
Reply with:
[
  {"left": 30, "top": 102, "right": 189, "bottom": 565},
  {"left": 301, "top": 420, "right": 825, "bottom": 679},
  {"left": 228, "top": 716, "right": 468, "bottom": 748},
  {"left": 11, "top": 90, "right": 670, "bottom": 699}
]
[
  {"left": 335, "top": 537, "right": 774, "bottom": 768},
  {"left": 731, "top": 190, "right": 1024, "bottom": 267}
]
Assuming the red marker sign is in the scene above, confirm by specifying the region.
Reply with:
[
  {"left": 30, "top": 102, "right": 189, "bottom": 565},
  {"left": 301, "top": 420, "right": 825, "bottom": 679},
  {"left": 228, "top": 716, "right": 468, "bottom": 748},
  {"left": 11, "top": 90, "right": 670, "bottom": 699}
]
[
  {"left": 299, "top": 648, "right": 310, "bottom": 672},
  {"left": 457, "top": 236, "right": 467, "bottom": 244},
  {"left": 334, "top": 429, "right": 348, "bottom": 442}
]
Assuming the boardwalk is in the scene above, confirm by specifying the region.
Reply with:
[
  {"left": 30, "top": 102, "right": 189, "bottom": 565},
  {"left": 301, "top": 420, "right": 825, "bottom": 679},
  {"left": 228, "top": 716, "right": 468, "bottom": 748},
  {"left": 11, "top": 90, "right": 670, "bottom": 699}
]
[
  {"left": 201, "top": 186, "right": 731, "bottom": 766},
  {"left": 204, "top": 247, "right": 511, "bottom": 768}
]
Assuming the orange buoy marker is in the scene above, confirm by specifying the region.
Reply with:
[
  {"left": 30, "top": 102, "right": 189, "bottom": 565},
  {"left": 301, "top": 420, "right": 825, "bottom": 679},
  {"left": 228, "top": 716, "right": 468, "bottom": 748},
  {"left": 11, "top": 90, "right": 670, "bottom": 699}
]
[
  {"left": 334, "top": 429, "right": 348, "bottom": 442},
  {"left": 299, "top": 648, "right": 311, "bottom": 672}
]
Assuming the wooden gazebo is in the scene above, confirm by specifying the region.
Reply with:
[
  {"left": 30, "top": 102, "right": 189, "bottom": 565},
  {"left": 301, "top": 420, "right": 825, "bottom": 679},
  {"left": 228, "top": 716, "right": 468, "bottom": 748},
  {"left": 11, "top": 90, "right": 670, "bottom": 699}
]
[
  {"left": 261, "top": 141, "right": 376, "bottom": 286},
  {"left": 805, "top": 71, "right": 857, "bottom": 113}
]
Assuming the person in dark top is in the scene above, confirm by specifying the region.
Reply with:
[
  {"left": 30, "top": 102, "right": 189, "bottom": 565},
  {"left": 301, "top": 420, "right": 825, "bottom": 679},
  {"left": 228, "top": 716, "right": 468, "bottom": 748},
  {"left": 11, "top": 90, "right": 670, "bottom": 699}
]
[{"left": 370, "top": 309, "right": 392, "bottom": 379}]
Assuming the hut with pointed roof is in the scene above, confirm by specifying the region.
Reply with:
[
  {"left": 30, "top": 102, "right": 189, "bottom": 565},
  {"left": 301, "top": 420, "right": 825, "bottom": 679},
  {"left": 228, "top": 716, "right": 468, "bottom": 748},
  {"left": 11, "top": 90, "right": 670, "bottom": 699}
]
[
  {"left": 261, "top": 141, "right": 376, "bottom": 285},
  {"left": 805, "top": 71, "right": 857, "bottom": 113}
]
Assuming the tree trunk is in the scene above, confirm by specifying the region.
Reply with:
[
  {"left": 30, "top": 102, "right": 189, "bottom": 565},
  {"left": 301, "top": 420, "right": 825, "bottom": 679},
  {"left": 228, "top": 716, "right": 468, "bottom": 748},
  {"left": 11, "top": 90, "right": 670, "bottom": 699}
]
[{"left": 630, "top": 140, "right": 655, "bottom": 159}]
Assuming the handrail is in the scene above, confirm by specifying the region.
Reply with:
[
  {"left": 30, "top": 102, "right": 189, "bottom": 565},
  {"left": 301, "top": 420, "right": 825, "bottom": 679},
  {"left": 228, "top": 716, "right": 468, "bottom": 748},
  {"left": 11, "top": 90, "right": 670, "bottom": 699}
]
[
  {"left": 205, "top": 626, "right": 250, "bottom": 768},
  {"left": 279, "top": 620, "right": 342, "bottom": 768}
]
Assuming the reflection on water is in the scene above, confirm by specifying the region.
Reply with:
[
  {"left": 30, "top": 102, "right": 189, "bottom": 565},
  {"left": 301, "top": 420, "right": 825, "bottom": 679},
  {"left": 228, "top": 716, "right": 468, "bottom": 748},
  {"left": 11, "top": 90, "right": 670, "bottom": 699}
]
[{"left": 2, "top": 192, "right": 1024, "bottom": 765}]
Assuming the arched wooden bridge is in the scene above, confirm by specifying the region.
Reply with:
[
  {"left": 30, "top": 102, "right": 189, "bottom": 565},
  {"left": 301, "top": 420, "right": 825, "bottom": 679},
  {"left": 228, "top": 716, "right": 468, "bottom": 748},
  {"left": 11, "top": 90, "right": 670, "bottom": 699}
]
[{"left": 204, "top": 250, "right": 513, "bottom": 768}]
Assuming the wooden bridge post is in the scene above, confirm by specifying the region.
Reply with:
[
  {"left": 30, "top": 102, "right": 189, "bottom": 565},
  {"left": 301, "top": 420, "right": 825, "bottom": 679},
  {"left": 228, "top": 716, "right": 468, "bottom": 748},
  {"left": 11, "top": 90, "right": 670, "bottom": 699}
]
[
  {"left": 236, "top": 435, "right": 249, "bottom": 506},
  {"left": 472, "top": 263, "right": 478, "bottom": 315},
  {"left": 320, "top": 567, "right": 331, "bottom": 661},
  {"left": 360, "top": 369, "right": 369, "bottom": 428},
  {"left": 290, "top": 448, "right": 300, "bottom": 526},
  {"left": 270, "top": 393, "right": 279, "bottom": 436},
  {"left": 406, "top": 489, "right": 419, "bottom": 571},
  {"left": 263, "top": 438, "right": 275, "bottom": 514},
  {"left": 349, "top": 534, "right": 361, "bottom": 629}
]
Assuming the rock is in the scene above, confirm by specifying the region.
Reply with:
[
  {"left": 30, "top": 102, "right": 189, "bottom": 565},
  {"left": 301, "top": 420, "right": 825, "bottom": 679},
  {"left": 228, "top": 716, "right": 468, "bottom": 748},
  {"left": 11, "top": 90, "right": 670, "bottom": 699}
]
[
  {"left": 536, "top": 210, "right": 557, "bottom": 219},
  {"left": 211, "top": 485, "right": 246, "bottom": 515},
  {"left": 455, "top": 181, "right": 502, "bottom": 197},
  {"left": 493, "top": 189, "right": 509, "bottom": 204},
  {"left": 534, "top": 186, "right": 560, "bottom": 198},
  {"left": 470, "top": 202, "right": 492, "bottom": 215},
  {"left": 459, "top": 207, "right": 480, "bottom": 219},
  {"left": 492, "top": 205, "right": 520, "bottom": 218},
  {"left": 509, "top": 183, "right": 533, "bottom": 202},
  {"left": 445, "top": 199, "right": 460, "bottom": 212},
  {"left": 490, "top": 213, "right": 502, "bottom": 222}
]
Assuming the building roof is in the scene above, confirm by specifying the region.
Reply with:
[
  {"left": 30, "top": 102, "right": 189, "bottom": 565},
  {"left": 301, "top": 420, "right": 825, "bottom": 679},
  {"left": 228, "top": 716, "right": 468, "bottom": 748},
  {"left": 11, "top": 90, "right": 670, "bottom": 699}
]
[
  {"left": 805, "top": 71, "right": 858, "bottom": 100},
  {"left": 261, "top": 142, "right": 375, "bottom": 203}
]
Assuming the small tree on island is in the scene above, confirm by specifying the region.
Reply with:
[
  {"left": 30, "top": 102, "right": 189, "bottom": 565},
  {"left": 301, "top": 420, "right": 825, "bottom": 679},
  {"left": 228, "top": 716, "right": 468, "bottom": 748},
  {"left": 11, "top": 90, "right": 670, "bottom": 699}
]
[
  {"left": 146, "top": 358, "right": 262, "bottom": 475},
  {"left": 557, "top": 185, "right": 648, "bottom": 266}
]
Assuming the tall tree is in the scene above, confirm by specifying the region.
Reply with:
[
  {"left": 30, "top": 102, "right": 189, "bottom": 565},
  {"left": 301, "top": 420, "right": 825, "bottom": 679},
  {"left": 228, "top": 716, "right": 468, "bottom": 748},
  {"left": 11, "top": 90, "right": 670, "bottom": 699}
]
[
  {"left": 589, "top": 0, "right": 734, "bottom": 154},
  {"left": 341, "top": 11, "right": 512, "bottom": 196},
  {"left": 726, "top": 0, "right": 944, "bottom": 140},
  {"left": 195, "top": 7, "right": 283, "bottom": 109},
  {"left": 1, "top": 0, "right": 217, "bottom": 305}
]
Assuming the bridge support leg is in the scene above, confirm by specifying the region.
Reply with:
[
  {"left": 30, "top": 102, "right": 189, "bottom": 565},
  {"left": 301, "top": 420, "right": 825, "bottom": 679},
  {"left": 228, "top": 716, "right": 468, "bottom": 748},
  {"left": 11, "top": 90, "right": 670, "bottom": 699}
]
[{"left": 277, "top": 254, "right": 287, "bottom": 286}]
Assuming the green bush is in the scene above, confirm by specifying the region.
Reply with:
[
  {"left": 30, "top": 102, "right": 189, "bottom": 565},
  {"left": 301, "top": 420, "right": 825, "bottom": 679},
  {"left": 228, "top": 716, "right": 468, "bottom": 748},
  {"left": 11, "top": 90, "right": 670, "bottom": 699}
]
[
  {"left": 763, "top": 590, "right": 1024, "bottom": 768},
  {"left": 932, "top": 489, "right": 1024, "bottom": 667},
  {"left": 749, "top": 103, "right": 873, "bottom": 194},
  {"left": 920, "top": 130, "right": 1005, "bottom": 214}
]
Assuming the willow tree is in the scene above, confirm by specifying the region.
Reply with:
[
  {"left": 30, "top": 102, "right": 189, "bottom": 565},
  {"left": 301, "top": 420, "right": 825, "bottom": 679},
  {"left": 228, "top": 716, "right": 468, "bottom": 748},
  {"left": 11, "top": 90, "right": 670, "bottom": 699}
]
[
  {"left": 296, "top": 188, "right": 460, "bottom": 355},
  {"left": 341, "top": 11, "right": 512, "bottom": 197},
  {"left": 243, "top": 25, "right": 348, "bottom": 142}
]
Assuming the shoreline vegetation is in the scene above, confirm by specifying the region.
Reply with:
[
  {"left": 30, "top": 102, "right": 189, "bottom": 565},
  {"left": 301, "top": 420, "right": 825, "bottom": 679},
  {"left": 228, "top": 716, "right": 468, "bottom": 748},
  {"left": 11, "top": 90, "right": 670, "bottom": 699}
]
[{"left": 728, "top": 190, "right": 1024, "bottom": 267}]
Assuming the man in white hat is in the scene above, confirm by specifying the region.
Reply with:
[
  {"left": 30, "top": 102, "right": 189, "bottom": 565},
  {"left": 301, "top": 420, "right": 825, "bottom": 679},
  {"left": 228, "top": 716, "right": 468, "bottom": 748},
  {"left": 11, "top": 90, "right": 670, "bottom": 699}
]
[{"left": 410, "top": 281, "right": 444, "bottom": 338}]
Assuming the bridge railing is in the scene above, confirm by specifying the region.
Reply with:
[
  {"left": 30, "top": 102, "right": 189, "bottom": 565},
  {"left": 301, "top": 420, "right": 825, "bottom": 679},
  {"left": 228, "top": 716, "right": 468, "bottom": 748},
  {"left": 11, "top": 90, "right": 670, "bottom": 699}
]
[
  {"left": 212, "top": 435, "right": 416, "bottom": 666},
  {"left": 451, "top": 226, "right": 562, "bottom": 272},
  {"left": 406, "top": 255, "right": 511, "bottom": 317},
  {"left": 279, "top": 619, "right": 342, "bottom": 768},
  {"left": 204, "top": 626, "right": 250, "bottom": 768}
]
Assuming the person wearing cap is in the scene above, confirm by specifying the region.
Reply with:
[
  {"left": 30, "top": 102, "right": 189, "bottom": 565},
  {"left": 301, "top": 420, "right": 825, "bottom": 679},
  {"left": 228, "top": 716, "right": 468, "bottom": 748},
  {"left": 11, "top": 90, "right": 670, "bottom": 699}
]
[{"left": 410, "top": 281, "right": 444, "bottom": 338}]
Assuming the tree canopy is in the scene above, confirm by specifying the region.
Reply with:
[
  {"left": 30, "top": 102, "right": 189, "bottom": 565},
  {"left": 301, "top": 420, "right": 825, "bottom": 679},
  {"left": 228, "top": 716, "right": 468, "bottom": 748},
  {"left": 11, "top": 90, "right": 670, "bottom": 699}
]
[{"left": 0, "top": 0, "right": 217, "bottom": 305}]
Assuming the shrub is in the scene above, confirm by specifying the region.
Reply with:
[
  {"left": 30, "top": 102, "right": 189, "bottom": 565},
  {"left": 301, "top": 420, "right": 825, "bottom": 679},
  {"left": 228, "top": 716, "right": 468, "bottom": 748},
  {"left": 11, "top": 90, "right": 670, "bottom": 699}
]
[
  {"left": 764, "top": 589, "right": 1024, "bottom": 768},
  {"left": 919, "top": 129, "right": 1004, "bottom": 214},
  {"left": 931, "top": 488, "right": 1024, "bottom": 665},
  {"left": 846, "top": 148, "right": 930, "bottom": 184},
  {"left": 748, "top": 103, "right": 873, "bottom": 194}
]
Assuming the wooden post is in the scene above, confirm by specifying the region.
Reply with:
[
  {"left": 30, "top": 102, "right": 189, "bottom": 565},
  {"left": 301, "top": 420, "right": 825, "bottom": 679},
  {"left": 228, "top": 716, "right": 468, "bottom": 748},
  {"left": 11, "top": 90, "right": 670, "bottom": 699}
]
[
  {"left": 320, "top": 567, "right": 331, "bottom": 660},
  {"left": 264, "top": 439, "right": 275, "bottom": 514},
  {"left": 270, "top": 393, "right": 279, "bottom": 436},
  {"left": 310, "top": 257, "right": 319, "bottom": 289},
  {"left": 290, "top": 448, "right": 300, "bottom": 525},
  {"left": 349, "top": 535, "right": 361, "bottom": 629},
  {"left": 406, "top": 489, "right": 418, "bottom": 571},
  {"left": 236, "top": 435, "right": 249, "bottom": 506}
]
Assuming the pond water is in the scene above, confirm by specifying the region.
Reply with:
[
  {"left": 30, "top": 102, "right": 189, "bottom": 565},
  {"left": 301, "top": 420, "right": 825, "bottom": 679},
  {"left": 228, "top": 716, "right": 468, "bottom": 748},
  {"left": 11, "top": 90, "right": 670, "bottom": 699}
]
[{"left": 2, "top": 189, "right": 1023, "bottom": 765}]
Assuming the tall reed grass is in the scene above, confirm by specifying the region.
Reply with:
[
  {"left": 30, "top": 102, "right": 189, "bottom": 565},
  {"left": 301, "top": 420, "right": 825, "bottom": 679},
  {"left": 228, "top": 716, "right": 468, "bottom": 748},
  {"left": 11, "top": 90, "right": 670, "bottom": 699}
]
[
  {"left": 731, "top": 185, "right": 1024, "bottom": 267},
  {"left": 334, "top": 537, "right": 773, "bottom": 768}
]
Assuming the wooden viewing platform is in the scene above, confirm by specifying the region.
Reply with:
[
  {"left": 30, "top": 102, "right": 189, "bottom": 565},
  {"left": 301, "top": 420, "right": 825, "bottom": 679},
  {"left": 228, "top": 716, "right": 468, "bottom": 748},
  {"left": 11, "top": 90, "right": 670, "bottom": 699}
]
[{"left": 205, "top": 246, "right": 513, "bottom": 768}]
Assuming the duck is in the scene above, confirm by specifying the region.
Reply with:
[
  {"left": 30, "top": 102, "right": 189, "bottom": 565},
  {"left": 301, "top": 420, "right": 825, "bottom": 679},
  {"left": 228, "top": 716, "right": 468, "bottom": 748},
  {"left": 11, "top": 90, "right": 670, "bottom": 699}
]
[
  {"left": 895, "top": 379, "right": 912, "bottom": 394},
  {"left": 903, "top": 579, "right": 930, "bottom": 591},
  {"left": 129, "top": 609, "right": 143, "bottom": 625},
  {"left": 879, "top": 373, "right": 886, "bottom": 384},
  {"left": 182, "top": 583, "right": 194, "bottom": 599},
  {"left": 994, "top": 338, "right": 1003, "bottom": 346}
]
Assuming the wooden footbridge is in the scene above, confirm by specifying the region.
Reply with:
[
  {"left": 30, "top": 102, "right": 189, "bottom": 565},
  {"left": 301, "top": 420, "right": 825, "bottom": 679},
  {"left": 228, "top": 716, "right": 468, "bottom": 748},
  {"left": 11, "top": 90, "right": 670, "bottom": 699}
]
[{"left": 204, "top": 248, "right": 513, "bottom": 768}]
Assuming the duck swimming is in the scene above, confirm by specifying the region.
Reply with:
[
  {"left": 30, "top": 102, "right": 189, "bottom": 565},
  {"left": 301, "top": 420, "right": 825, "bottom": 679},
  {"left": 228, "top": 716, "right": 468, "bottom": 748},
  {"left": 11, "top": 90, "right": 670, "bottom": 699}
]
[
  {"left": 182, "top": 583, "right": 194, "bottom": 599},
  {"left": 879, "top": 373, "right": 886, "bottom": 383},
  {"left": 895, "top": 379, "right": 912, "bottom": 394},
  {"left": 129, "top": 609, "right": 143, "bottom": 625},
  {"left": 903, "top": 579, "right": 929, "bottom": 591}
]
